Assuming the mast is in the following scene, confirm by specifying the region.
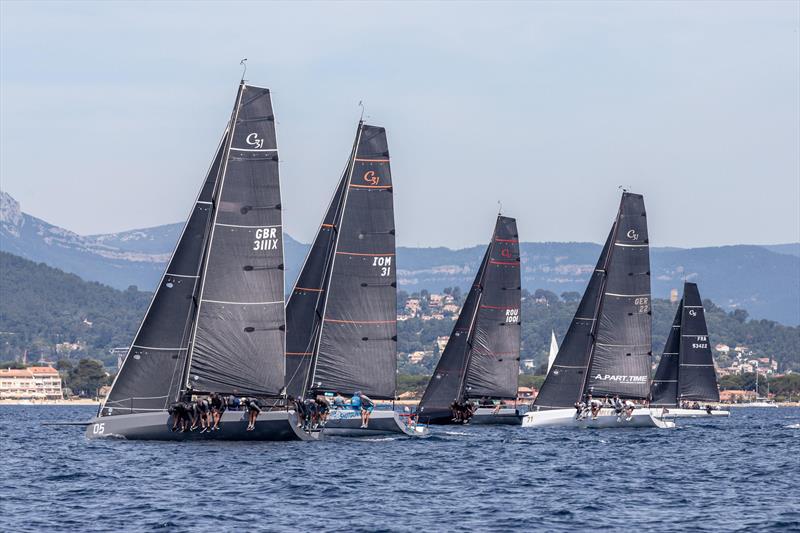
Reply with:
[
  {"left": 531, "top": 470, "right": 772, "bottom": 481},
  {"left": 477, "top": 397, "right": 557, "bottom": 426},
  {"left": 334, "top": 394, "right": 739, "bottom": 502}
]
[
  {"left": 184, "top": 83, "right": 287, "bottom": 397},
  {"left": 100, "top": 132, "right": 228, "bottom": 417}
]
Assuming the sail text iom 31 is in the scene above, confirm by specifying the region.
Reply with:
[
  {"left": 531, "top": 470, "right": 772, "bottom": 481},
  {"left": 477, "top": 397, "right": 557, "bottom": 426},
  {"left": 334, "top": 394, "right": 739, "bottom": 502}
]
[
  {"left": 650, "top": 282, "right": 729, "bottom": 418},
  {"left": 417, "top": 216, "right": 522, "bottom": 426},
  {"left": 285, "top": 122, "right": 427, "bottom": 437},
  {"left": 86, "top": 83, "right": 318, "bottom": 441},
  {"left": 523, "top": 192, "right": 673, "bottom": 429}
]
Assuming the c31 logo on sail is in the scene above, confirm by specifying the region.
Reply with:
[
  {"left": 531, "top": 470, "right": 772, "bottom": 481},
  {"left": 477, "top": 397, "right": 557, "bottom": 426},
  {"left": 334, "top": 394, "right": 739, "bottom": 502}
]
[
  {"left": 626, "top": 229, "right": 639, "bottom": 240},
  {"left": 363, "top": 170, "right": 380, "bottom": 186},
  {"left": 246, "top": 133, "right": 264, "bottom": 149},
  {"left": 500, "top": 248, "right": 512, "bottom": 259},
  {"left": 689, "top": 309, "right": 697, "bottom": 317}
]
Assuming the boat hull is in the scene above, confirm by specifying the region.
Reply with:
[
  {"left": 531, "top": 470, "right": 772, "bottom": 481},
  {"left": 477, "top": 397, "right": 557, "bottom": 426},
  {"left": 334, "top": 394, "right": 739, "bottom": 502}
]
[
  {"left": 522, "top": 408, "right": 674, "bottom": 429},
  {"left": 322, "top": 409, "right": 428, "bottom": 438},
  {"left": 470, "top": 407, "right": 523, "bottom": 425},
  {"left": 653, "top": 408, "right": 730, "bottom": 419},
  {"left": 85, "top": 409, "right": 320, "bottom": 441}
]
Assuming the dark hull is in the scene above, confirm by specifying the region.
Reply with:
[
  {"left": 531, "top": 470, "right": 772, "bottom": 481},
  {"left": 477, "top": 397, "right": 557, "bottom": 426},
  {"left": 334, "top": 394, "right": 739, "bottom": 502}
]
[
  {"left": 419, "top": 407, "right": 522, "bottom": 426},
  {"left": 470, "top": 407, "right": 523, "bottom": 425},
  {"left": 85, "top": 409, "right": 320, "bottom": 441},
  {"left": 322, "top": 410, "right": 428, "bottom": 438}
]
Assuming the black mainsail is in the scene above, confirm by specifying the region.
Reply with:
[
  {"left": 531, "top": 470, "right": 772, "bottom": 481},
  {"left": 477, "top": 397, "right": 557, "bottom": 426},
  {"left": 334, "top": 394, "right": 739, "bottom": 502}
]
[
  {"left": 101, "top": 134, "right": 226, "bottom": 415},
  {"left": 286, "top": 123, "right": 397, "bottom": 399},
  {"left": 418, "top": 216, "right": 521, "bottom": 421},
  {"left": 185, "top": 83, "right": 286, "bottom": 397},
  {"left": 534, "top": 192, "right": 652, "bottom": 409},
  {"left": 651, "top": 282, "right": 720, "bottom": 405}
]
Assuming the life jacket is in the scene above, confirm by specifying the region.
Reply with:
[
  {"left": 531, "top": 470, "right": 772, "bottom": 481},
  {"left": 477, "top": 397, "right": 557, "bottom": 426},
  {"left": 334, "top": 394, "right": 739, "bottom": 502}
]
[{"left": 351, "top": 395, "right": 362, "bottom": 408}]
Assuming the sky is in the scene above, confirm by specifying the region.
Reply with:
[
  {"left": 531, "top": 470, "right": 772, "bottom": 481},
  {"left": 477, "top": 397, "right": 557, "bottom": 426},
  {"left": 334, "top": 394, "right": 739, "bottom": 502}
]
[{"left": 1, "top": 1, "right": 798, "bottom": 248}]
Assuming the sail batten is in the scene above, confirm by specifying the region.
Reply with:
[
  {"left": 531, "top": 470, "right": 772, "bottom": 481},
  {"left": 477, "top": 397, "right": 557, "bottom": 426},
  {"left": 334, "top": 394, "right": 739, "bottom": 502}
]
[{"left": 185, "top": 84, "right": 286, "bottom": 396}]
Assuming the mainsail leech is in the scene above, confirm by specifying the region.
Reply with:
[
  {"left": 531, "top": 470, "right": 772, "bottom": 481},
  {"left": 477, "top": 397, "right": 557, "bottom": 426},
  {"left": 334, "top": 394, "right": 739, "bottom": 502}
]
[
  {"left": 185, "top": 83, "right": 286, "bottom": 396},
  {"left": 288, "top": 123, "right": 398, "bottom": 400}
]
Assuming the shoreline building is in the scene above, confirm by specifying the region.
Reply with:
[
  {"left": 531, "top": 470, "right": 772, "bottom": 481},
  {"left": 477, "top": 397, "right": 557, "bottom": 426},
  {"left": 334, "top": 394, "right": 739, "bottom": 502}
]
[{"left": 0, "top": 366, "right": 63, "bottom": 400}]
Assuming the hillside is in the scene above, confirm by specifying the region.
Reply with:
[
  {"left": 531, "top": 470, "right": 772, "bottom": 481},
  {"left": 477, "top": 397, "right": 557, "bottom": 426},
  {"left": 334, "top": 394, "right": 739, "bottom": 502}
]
[
  {"left": 1, "top": 250, "right": 797, "bottom": 373},
  {"left": 0, "top": 252, "right": 150, "bottom": 362},
  {"left": 2, "top": 190, "right": 798, "bottom": 324}
]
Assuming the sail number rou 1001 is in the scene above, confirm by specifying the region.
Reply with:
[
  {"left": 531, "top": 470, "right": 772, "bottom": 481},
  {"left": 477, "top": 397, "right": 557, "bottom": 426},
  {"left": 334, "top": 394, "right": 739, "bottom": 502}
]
[
  {"left": 253, "top": 227, "right": 279, "bottom": 251},
  {"left": 372, "top": 256, "right": 392, "bottom": 277}
]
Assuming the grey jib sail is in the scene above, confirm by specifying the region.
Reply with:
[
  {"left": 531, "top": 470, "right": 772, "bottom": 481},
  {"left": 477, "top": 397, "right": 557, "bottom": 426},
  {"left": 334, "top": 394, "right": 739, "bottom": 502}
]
[
  {"left": 650, "top": 300, "right": 682, "bottom": 407},
  {"left": 101, "top": 134, "right": 227, "bottom": 416},
  {"left": 677, "top": 282, "right": 720, "bottom": 402},
  {"left": 534, "top": 192, "right": 652, "bottom": 408},
  {"left": 533, "top": 230, "right": 613, "bottom": 409},
  {"left": 417, "top": 216, "right": 521, "bottom": 420},
  {"left": 284, "top": 162, "right": 351, "bottom": 398},
  {"left": 305, "top": 123, "right": 398, "bottom": 399},
  {"left": 186, "top": 83, "right": 286, "bottom": 396}
]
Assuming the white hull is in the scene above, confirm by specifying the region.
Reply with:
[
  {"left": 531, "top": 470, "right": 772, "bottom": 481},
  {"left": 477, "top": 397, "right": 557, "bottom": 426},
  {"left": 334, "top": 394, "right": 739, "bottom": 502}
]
[
  {"left": 653, "top": 408, "right": 730, "bottom": 418},
  {"left": 522, "top": 408, "right": 674, "bottom": 429},
  {"left": 322, "top": 409, "right": 429, "bottom": 438}
]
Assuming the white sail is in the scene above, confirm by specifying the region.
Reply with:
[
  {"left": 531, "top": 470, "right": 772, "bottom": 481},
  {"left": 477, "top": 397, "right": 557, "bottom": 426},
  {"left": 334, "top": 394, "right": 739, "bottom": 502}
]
[{"left": 547, "top": 330, "right": 559, "bottom": 374}]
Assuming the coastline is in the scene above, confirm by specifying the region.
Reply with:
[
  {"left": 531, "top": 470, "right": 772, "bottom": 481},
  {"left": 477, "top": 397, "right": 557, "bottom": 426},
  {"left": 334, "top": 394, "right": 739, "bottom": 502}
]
[{"left": 0, "top": 399, "right": 99, "bottom": 406}]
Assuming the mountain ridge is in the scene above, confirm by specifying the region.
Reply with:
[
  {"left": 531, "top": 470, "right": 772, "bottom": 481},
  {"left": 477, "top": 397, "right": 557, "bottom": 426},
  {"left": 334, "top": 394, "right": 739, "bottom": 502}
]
[{"left": 2, "top": 191, "right": 798, "bottom": 324}]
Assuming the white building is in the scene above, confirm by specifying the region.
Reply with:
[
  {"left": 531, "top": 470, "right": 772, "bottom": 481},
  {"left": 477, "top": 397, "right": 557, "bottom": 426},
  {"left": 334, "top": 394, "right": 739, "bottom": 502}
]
[{"left": 0, "top": 366, "right": 63, "bottom": 400}]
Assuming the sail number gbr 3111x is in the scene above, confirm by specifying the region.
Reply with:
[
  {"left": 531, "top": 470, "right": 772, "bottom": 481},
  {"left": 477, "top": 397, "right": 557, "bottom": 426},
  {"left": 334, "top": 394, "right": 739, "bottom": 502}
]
[{"left": 253, "top": 227, "right": 279, "bottom": 251}]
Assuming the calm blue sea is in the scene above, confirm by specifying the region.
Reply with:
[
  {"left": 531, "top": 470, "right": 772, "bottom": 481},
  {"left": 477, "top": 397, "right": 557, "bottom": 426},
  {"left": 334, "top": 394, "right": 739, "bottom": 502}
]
[{"left": 1, "top": 406, "right": 798, "bottom": 532}]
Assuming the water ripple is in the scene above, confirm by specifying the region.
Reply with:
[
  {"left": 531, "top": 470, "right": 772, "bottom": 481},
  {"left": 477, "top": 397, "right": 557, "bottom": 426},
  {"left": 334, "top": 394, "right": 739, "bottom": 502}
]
[{"left": 1, "top": 406, "right": 799, "bottom": 532}]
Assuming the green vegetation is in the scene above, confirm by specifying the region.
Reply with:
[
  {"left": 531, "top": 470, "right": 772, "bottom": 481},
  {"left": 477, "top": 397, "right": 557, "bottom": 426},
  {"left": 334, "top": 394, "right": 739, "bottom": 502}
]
[
  {"left": 56, "top": 358, "right": 112, "bottom": 397},
  {"left": 719, "top": 372, "right": 800, "bottom": 401},
  {"left": 398, "top": 288, "right": 800, "bottom": 374},
  {"left": 0, "top": 252, "right": 151, "bottom": 366}
]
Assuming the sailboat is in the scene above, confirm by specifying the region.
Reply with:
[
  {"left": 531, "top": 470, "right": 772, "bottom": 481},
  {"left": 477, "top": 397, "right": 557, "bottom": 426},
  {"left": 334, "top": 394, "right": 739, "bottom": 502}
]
[
  {"left": 86, "top": 82, "right": 318, "bottom": 441},
  {"left": 417, "top": 215, "right": 522, "bottom": 426},
  {"left": 650, "top": 282, "right": 729, "bottom": 418},
  {"left": 546, "top": 330, "right": 559, "bottom": 375},
  {"left": 284, "top": 121, "right": 426, "bottom": 438},
  {"left": 522, "top": 192, "right": 673, "bottom": 429}
]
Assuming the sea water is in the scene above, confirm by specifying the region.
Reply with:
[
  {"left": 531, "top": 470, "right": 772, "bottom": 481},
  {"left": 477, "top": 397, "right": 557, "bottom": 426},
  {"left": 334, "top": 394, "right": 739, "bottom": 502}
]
[{"left": 1, "top": 406, "right": 798, "bottom": 532}]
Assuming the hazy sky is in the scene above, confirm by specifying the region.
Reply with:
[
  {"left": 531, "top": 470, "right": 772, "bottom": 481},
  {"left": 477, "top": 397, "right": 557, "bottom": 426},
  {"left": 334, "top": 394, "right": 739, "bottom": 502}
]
[{"left": 1, "top": 1, "right": 798, "bottom": 248}]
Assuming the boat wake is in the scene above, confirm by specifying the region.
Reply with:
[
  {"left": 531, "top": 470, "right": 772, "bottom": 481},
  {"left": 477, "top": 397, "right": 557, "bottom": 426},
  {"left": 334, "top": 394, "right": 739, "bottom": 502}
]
[{"left": 784, "top": 423, "right": 800, "bottom": 429}]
